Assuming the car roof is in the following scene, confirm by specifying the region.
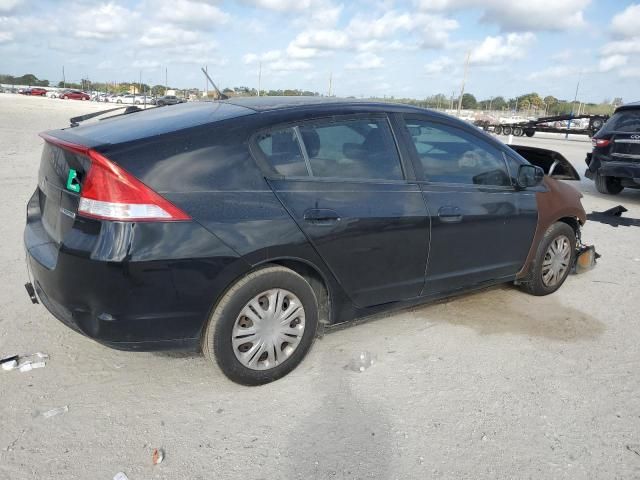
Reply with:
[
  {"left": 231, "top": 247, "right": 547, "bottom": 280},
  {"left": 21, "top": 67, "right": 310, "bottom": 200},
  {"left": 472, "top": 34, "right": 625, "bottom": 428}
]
[
  {"left": 615, "top": 101, "right": 640, "bottom": 112},
  {"left": 221, "top": 95, "right": 431, "bottom": 114}
]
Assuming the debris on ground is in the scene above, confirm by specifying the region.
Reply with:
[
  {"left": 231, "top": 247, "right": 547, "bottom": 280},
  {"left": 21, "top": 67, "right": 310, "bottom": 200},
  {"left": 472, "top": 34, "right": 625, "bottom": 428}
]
[
  {"left": 1, "top": 352, "right": 48, "bottom": 372},
  {"left": 113, "top": 473, "right": 129, "bottom": 480},
  {"left": 587, "top": 205, "right": 640, "bottom": 227},
  {"left": 627, "top": 445, "right": 640, "bottom": 457},
  {"left": 41, "top": 406, "right": 68, "bottom": 418},
  {"left": 152, "top": 448, "right": 165, "bottom": 465},
  {"left": 345, "top": 351, "right": 376, "bottom": 372}
]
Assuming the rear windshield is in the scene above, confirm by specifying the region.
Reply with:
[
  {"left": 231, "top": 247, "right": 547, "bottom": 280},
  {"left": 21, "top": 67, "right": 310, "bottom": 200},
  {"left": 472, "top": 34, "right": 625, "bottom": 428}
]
[{"left": 601, "top": 110, "right": 640, "bottom": 133}]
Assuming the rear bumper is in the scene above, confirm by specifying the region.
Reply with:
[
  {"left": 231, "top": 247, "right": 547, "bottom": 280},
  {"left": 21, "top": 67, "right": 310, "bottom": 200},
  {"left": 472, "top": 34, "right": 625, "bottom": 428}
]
[
  {"left": 586, "top": 154, "right": 640, "bottom": 183},
  {"left": 24, "top": 191, "right": 247, "bottom": 351}
]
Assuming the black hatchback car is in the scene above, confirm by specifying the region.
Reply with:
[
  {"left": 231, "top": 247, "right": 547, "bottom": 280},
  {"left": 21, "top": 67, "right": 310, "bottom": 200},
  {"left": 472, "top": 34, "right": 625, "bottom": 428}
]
[
  {"left": 586, "top": 101, "right": 640, "bottom": 194},
  {"left": 25, "top": 97, "right": 588, "bottom": 385}
]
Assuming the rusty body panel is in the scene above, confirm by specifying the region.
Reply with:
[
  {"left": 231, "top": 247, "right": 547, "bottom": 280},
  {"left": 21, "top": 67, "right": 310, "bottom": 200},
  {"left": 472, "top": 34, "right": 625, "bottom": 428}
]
[{"left": 516, "top": 177, "right": 587, "bottom": 279}]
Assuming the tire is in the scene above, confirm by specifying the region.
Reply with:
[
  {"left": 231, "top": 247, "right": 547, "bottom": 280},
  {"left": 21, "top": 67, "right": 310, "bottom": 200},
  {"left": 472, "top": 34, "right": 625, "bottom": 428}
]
[
  {"left": 202, "top": 265, "right": 319, "bottom": 385},
  {"left": 116, "top": 99, "right": 122, "bottom": 104},
  {"left": 595, "top": 173, "right": 623, "bottom": 195},
  {"left": 494, "top": 126, "right": 502, "bottom": 135},
  {"left": 513, "top": 127, "right": 524, "bottom": 136},
  {"left": 62, "top": 96, "right": 68, "bottom": 100},
  {"left": 520, "top": 222, "right": 576, "bottom": 296},
  {"left": 525, "top": 129, "right": 535, "bottom": 137},
  {"left": 502, "top": 126, "right": 513, "bottom": 135}
]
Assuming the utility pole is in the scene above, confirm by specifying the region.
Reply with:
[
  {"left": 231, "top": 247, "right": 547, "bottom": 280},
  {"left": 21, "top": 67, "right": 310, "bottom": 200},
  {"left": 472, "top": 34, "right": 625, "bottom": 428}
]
[
  {"left": 257, "top": 62, "right": 262, "bottom": 97},
  {"left": 62, "top": 65, "right": 66, "bottom": 88},
  {"left": 457, "top": 50, "right": 471, "bottom": 114},
  {"left": 205, "top": 65, "right": 208, "bottom": 97},
  {"left": 566, "top": 73, "right": 581, "bottom": 138},
  {"left": 489, "top": 96, "right": 493, "bottom": 111},
  {"left": 165, "top": 67, "right": 168, "bottom": 95},
  {"left": 328, "top": 71, "right": 333, "bottom": 97}
]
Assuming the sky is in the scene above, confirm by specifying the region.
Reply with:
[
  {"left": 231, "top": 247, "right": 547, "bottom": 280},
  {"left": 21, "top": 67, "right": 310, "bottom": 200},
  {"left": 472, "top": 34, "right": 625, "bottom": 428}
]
[{"left": 1, "top": 0, "right": 639, "bottom": 102}]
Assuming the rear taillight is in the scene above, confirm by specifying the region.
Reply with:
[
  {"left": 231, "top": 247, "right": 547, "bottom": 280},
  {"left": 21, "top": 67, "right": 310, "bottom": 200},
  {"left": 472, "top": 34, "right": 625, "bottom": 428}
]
[
  {"left": 592, "top": 138, "right": 610, "bottom": 148},
  {"left": 40, "top": 134, "right": 191, "bottom": 222}
]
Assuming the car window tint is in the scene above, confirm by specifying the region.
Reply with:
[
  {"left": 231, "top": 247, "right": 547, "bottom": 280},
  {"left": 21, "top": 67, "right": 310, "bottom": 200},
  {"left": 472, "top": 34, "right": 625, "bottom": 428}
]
[
  {"left": 601, "top": 111, "right": 640, "bottom": 133},
  {"left": 405, "top": 119, "right": 510, "bottom": 186},
  {"left": 257, "top": 128, "right": 309, "bottom": 177},
  {"left": 298, "top": 118, "right": 403, "bottom": 180}
]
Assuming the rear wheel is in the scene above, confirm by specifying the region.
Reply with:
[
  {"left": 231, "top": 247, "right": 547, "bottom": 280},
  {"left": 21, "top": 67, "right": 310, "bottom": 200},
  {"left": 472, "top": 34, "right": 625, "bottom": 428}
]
[
  {"left": 502, "top": 126, "right": 513, "bottom": 135},
  {"left": 494, "top": 125, "right": 503, "bottom": 135},
  {"left": 524, "top": 129, "right": 535, "bottom": 137},
  {"left": 595, "top": 173, "right": 623, "bottom": 195},
  {"left": 203, "top": 266, "right": 318, "bottom": 385},
  {"left": 513, "top": 127, "right": 524, "bottom": 136},
  {"left": 520, "top": 222, "right": 576, "bottom": 296}
]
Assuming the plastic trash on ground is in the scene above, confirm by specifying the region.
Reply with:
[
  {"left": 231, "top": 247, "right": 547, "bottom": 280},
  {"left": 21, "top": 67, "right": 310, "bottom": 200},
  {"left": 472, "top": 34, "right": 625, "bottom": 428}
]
[
  {"left": 152, "top": 448, "right": 165, "bottom": 465},
  {"left": 1, "top": 352, "right": 48, "bottom": 372},
  {"left": 113, "top": 473, "right": 129, "bottom": 480},
  {"left": 345, "top": 351, "right": 376, "bottom": 372},
  {"left": 41, "top": 406, "right": 69, "bottom": 418}
]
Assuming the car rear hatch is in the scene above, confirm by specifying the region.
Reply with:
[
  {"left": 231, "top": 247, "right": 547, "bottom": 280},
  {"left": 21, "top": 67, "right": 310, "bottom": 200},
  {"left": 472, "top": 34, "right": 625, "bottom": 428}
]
[
  {"left": 611, "top": 133, "right": 640, "bottom": 161},
  {"left": 34, "top": 140, "right": 88, "bottom": 247},
  {"left": 598, "top": 109, "right": 640, "bottom": 162}
]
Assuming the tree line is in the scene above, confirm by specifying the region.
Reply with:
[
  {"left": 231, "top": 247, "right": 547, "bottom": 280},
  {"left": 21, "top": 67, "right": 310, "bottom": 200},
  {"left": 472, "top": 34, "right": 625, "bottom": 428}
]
[{"left": 1, "top": 72, "right": 620, "bottom": 114}]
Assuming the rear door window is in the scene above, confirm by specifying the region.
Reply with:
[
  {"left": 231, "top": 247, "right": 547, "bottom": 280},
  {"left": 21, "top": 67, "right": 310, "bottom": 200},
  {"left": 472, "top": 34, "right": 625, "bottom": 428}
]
[
  {"left": 256, "top": 127, "right": 309, "bottom": 177},
  {"left": 298, "top": 118, "right": 403, "bottom": 180},
  {"left": 403, "top": 118, "right": 511, "bottom": 186}
]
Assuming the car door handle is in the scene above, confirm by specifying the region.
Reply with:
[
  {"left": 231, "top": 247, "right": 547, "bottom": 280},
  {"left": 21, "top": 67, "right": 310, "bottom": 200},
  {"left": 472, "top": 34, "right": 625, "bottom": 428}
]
[
  {"left": 438, "top": 206, "right": 463, "bottom": 223},
  {"left": 303, "top": 208, "right": 340, "bottom": 224}
]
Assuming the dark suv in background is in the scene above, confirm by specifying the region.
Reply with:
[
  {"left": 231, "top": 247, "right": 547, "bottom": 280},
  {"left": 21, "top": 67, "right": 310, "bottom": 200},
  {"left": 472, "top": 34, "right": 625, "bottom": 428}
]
[{"left": 586, "top": 102, "right": 640, "bottom": 194}]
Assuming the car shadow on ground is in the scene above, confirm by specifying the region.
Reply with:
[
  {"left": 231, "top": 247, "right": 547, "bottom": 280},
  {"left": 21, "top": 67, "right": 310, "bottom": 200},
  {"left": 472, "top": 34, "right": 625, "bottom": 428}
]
[{"left": 330, "top": 284, "right": 605, "bottom": 342}]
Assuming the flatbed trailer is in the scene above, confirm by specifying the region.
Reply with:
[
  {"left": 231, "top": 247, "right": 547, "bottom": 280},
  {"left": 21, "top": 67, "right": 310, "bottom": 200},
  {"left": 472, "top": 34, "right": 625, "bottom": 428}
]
[{"left": 474, "top": 113, "right": 609, "bottom": 138}]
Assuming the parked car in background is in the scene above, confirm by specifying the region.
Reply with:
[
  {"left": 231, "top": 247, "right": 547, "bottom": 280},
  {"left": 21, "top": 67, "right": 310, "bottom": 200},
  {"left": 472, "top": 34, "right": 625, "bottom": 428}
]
[
  {"left": 46, "top": 91, "right": 60, "bottom": 98},
  {"left": 60, "top": 90, "right": 90, "bottom": 100},
  {"left": 20, "top": 87, "right": 48, "bottom": 96},
  {"left": 156, "top": 95, "right": 184, "bottom": 106},
  {"left": 586, "top": 101, "right": 640, "bottom": 194},
  {"left": 24, "top": 97, "right": 591, "bottom": 385}
]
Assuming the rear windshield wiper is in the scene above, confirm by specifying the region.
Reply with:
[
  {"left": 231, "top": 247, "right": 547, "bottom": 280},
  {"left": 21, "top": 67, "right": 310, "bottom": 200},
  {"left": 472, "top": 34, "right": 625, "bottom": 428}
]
[{"left": 69, "top": 105, "right": 151, "bottom": 127}]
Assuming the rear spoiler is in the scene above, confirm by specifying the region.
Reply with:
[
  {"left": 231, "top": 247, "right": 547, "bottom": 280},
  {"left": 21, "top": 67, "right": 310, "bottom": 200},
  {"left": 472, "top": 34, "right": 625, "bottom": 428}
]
[{"left": 508, "top": 145, "right": 580, "bottom": 180}]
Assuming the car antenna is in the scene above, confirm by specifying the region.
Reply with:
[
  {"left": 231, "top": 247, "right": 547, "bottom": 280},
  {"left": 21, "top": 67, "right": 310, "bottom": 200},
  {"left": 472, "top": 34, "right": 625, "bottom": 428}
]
[
  {"left": 201, "top": 67, "right": 228, "bottom": 100},
  {"left": 69, "top": 106, "right": 146, "bottom": 127}
]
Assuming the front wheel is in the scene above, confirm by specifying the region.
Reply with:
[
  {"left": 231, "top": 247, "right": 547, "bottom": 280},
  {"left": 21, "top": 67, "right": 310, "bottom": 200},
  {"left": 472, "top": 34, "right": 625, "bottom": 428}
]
[
  {"left": 595, "top": 173, "right": 623, "bottom": 195},
  {"left": 203, "top": 266, "right": 318, "bottom": 385},
  {"left": 519, "top": 222, "right": 576, "bottom": 296}
]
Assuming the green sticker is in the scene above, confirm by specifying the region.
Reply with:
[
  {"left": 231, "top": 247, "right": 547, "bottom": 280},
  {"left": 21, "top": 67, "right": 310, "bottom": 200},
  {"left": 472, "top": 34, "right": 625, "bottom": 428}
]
[{"left": 66, "top": 169, "right": 81, "bottom": 193}]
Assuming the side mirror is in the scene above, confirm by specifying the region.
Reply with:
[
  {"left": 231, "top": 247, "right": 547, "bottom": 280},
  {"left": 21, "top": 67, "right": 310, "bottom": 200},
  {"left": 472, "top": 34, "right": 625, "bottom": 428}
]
[{"left": 517, "top": 164, "right": 544, "bottom": 189}]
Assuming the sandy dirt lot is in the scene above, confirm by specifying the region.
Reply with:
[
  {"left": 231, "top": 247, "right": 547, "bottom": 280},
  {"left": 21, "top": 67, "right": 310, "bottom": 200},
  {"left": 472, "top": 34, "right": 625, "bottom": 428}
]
[{"left": 1, "top": 94, "right": 639, "bottom": 479}]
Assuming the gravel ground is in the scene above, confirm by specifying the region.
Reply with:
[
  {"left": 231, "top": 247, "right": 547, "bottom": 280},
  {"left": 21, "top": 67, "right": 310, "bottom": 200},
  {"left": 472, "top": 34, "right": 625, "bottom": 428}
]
[{"left": 1, "top": 94, "right": 639, "bottom": 480}]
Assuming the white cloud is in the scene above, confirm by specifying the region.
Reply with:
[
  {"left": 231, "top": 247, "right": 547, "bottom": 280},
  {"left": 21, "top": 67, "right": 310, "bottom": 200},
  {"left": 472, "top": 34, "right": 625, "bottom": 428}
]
[
  {"left": 425, "top": 56, "right": 454, "bottom": 75},
  {"left": 598, "top": 54, "right": 627, "bottom": 72},
  {"left": 241, "top": 0, "right": 328, "bottom": 12},
  {"left": 0, "top": 30, "right": 13, "bottom": 43},
  {"left": 347, "top": 10, "right": 457, "bottom": 48},
  {"left": 139, "top": 25, "right": 200, "bottom": 47},
  {"left": 0, "top": 0, "right": 22, "bottom": 13},
  {"left": 243, "top": 50, "right": 283, "bottom": 64},
  {"left": 416, "top": 0, "right": 589, "bottom": 32},
  {"left": 527, "top": 65, "right": 582, "bottom": 80},
  {"left": 346, "top": 52, "right": 384, "bottom": 70},
  {"left": 74, "top": 3, "right": 136, "bottom": 39},
  {"left": 610, "top": 3, "right": 640, "bottom": 39},
  {"left": 155, "top": 0, "right": 229, "bottom": 28},
  {"left": 470, "top": 32, "right": 535, "bottom": 65},
  {"left": 601, "top": 38, "right": 640, "bottom": 56},
  {"left": 268, "top": 58, "right": 312, "bottom": 71}
]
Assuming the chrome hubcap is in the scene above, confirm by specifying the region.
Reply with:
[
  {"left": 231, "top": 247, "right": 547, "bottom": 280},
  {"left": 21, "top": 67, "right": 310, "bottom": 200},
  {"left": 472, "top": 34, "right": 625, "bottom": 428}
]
[
  {"left": 542, "top": 235, "right": 571, "bottom": 287},
  {"left": 232, "top": 289, "right": 305, "bottom": 370}
]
